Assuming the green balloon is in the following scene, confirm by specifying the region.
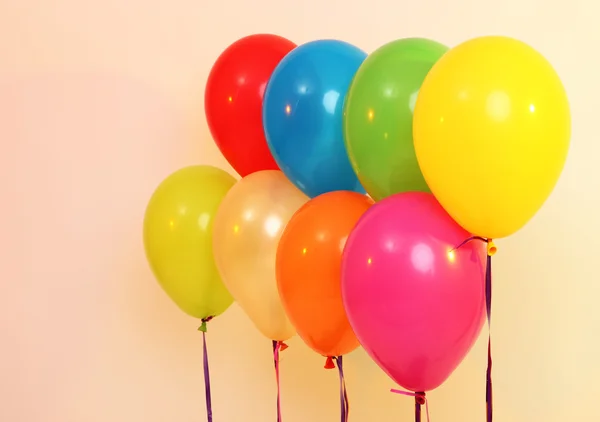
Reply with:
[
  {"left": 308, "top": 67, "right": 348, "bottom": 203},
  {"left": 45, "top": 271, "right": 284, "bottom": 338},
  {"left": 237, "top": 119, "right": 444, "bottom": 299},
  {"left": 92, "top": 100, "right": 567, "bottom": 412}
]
[{"left": 344, "top": 38, "right": 449, "bottom": 201}]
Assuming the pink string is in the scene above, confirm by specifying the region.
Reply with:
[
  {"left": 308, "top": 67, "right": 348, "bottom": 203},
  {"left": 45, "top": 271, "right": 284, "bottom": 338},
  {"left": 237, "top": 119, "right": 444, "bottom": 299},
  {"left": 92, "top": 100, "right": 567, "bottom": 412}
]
[{"left": 390, "top": 389, "right": 430, "bottom": 422}]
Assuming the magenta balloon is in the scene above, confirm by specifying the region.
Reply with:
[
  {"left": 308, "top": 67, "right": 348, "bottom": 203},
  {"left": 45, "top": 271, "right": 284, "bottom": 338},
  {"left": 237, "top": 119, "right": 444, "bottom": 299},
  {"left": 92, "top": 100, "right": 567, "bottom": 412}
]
[{"left": 341, "top": 192, "right": 486, "bottom": 392}]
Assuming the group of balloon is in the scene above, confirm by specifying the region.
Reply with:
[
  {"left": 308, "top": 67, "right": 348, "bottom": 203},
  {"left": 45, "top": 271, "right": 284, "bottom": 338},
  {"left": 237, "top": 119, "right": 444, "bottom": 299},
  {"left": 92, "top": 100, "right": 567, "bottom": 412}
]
[{"left": 143, "top": 32, "right": 570, "bottom": 400}]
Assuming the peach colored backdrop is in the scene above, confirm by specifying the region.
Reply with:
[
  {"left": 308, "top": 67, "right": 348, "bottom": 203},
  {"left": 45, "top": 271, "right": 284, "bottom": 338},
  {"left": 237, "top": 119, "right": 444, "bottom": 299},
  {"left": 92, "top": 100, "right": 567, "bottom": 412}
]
[{"left": 1, "top": 0, "right": 597, "bottom": 421}]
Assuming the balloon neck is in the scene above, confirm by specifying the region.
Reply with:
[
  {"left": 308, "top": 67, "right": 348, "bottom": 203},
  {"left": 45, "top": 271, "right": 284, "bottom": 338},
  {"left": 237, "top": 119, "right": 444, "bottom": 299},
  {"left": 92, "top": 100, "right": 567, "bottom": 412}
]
[
  {"left": 324, "top": 356, "right": 336, "bottom": 369},
  {"left": 198, "top": 316, "right": 214, "bottom": 333},
  {"left": 487, "top": 239, "right": 497, "bottom": 256}
]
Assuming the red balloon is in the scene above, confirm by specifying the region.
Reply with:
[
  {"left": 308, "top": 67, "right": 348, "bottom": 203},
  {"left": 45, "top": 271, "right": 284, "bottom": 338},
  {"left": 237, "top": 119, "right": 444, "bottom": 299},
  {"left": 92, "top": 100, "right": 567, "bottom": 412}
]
[{"left": 205, "top": 34, "right": 297, "bottom": 177}]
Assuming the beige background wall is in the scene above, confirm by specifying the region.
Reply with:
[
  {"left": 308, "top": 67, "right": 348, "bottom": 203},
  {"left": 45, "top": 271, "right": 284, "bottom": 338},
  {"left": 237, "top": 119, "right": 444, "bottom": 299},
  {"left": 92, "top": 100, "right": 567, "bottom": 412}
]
[{"left": 1, "top": 0, "right": 597, "bottom": 421}]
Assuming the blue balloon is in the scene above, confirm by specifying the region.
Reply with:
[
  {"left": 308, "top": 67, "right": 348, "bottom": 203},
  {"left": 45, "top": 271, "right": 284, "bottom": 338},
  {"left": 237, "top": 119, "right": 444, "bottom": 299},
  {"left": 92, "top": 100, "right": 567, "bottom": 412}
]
[{"left": 263, "top": 40, "right": 367, "bottom": 197}]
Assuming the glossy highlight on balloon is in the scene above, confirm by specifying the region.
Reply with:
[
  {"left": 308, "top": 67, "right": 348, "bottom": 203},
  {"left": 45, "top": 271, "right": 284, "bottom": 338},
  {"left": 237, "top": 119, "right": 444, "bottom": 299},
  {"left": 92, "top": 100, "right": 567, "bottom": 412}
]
[
  {"left": 342, "top": 192, "right": 486, "bottom": 392},
  {"left": 205, "top": 34, "right": 297, "bottom": 177},
  {"left": 143, "top": 166, "right": 236, "bottom": 319},
  {"left": 344, "top": 38, "right": 448, "bottom": 200},
  {"left": 276, "top": 191, "right": 373, "bottom": 357},
  {"left": 212, "top": 170, "right": 309, "bottom": 341},
  {"left": 263, "top": 39, "right": 367, "bottom": 197},
  {"left": 414, "top": 36, "right": 571, "bottom": 239}
]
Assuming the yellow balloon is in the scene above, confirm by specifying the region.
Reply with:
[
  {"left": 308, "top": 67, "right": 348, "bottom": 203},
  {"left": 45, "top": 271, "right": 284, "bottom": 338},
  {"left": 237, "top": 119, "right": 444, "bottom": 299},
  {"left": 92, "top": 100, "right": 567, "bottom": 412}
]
[
  {"left": 212, "top": 170, "right": 309, "bottom": 341},
  {"left": 143, "top": 165, "right": 236, "bottom": 319},
  {"left": 414, "top": 36, "right": 570, "bottom": 239}
]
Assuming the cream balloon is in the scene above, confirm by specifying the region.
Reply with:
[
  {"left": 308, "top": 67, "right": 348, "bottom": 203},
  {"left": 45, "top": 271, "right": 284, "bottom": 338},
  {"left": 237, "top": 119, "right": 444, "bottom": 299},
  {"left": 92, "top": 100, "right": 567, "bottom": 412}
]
[{"left": 212, "top": 170, "right": 309, "bottom": 341}]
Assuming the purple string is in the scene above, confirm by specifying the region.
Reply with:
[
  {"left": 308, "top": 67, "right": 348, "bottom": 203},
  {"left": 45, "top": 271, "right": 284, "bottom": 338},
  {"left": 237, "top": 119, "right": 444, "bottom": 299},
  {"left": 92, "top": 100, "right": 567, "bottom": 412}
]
[
  {"left": 390, "top": 390, "right": 429, "bottom": 422},
  {"left": 452, "top": 236, "right": 494, "bottom": 422},
  {"left": 333, "top": 356, "right": 349, "bottom": 422},
  {"left": 199, "top": 317, "right": 214, "bottom": 422},
  {"left": 273, "top": 341, "right": 282, "bottom": 422},
  {"left": 452, "top": 235, "right": 488, "bottom": 250},
  {"left": 485, "top": 254, "right": 493, "bottom": 422}
]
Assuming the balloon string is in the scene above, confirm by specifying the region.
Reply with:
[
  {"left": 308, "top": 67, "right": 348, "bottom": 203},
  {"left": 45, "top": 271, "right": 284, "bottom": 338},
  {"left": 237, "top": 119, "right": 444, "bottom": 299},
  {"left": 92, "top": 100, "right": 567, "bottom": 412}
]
[
  {"left": 333, "top": 356, "right": 349, "bottom": 422},
  {"left": 390, "top": 390, "right": 429, "bottom": 422},
  {"left": 485, "top": 253, "right": 493, "bottom": 422},
  {"left": 273, "top": 341, "right": 288, "bottom": 422},
  {"left": 198, "top": 316, "right": 214, "bottom": 422},
  {"left": 452, "top": 236, "right": 495, "bottom": 422},
  {"left": 451, "top": 235, "right": 488, "bottom": 251}
]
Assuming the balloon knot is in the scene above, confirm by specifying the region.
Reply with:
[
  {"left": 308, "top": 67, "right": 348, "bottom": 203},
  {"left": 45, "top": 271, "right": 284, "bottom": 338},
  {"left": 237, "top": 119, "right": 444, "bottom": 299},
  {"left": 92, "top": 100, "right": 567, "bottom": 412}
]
[
  {"left": 198, "top": 316, "right": 214, "bottom": 333},
  {"left": 415, "top": 392, "right": 426, "bottom": 405},
  {"left": 324, "top": 356, "right": 336, "bottom": 369},
  {"left": 487, "top": 239, "right": 497, "bottom": 256},
  {"left": 279, "top": 342, "right": 289, "bottom": 351}
]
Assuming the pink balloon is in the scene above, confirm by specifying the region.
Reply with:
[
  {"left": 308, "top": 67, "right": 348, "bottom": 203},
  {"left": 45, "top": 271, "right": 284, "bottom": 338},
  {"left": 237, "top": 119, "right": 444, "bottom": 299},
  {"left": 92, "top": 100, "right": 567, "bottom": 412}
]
[{"left": 341, "top": 192, "right": 486, "bottom": 392}]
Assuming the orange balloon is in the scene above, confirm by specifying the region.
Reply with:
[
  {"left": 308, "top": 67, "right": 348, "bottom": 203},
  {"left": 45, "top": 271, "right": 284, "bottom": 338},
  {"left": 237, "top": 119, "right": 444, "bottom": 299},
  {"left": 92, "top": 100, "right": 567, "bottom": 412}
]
[{"left": 276, "top": 191, "right": 374, "bottom": 357}]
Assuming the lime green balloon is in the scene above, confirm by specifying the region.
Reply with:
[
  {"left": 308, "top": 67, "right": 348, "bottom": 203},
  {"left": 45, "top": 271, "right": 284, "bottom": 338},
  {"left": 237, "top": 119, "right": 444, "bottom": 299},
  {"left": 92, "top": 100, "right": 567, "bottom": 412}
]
[
  {"left": 344, "top": 38, "right": 448, "bottom": 200},
  {"left": 143, "top": 165, "right": 236, "bottom": 319}
]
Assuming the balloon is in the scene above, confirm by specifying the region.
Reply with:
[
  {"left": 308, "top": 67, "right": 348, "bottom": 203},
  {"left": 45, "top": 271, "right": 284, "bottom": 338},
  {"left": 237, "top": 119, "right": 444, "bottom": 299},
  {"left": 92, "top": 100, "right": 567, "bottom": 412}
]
[
  {"left": 413, "top": 36, "right": 571, "bottom": 239},
  {"left": 342, "top": 192, "right": 486, "bottom": 392},
  {"left": 263, "top": 40, "right": 367, "bottom": 197},
  {"left": 205, "top": 34, "right": 297, "bottom": 177},
  {"left": 344, "top": 38, "right": 448, "bottom": 201},
  {"left": 276, "top": 191, "right": 373, "bottom": 357},
  {"left": 213, "top": 170, "right": 309, "bottom": 341},
  {"left": 143, "top": 166, "right": 236, "bottom": 319}
]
